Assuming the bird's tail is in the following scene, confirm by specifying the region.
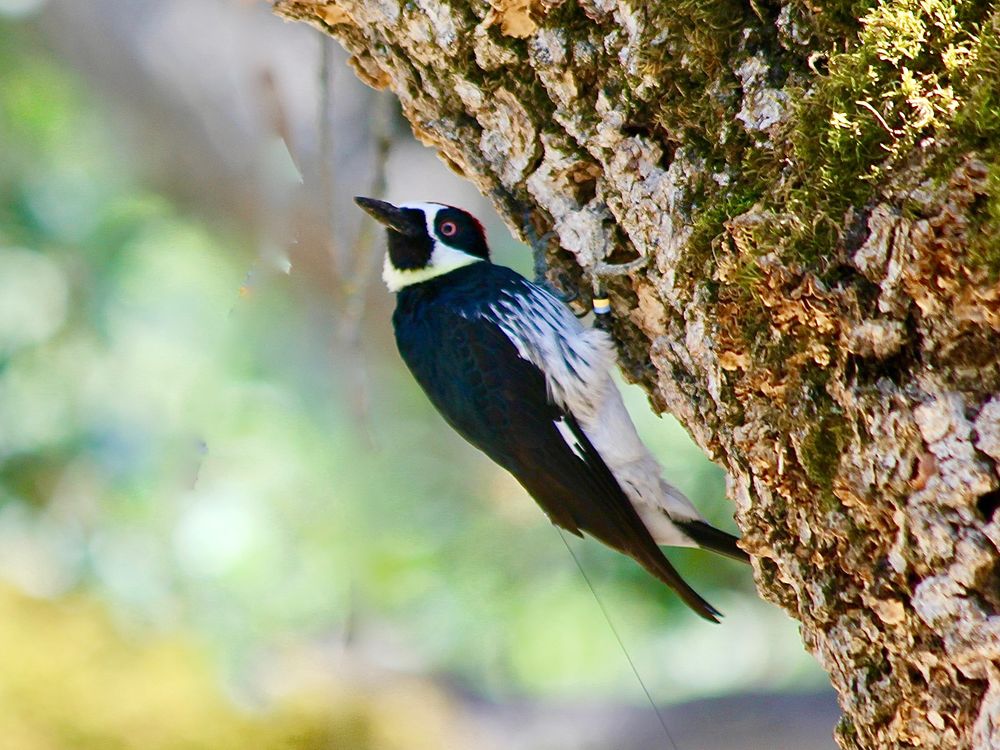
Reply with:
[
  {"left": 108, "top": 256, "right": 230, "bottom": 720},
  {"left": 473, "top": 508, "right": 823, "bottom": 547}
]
[
  {"left": 632, "top": 546, "right": 724, "bottom": 623},
  {"left": 674, "top": 519, "right": 751, "bottom": 564}
]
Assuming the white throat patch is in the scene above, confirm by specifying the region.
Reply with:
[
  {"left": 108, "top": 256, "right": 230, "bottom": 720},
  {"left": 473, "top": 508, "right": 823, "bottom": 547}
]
[
  {"left": 382, "top": 244, "right": 483, "bottom": 292},
  {"left": 381, "top": 202, "right": 485, "bottom": 292}
]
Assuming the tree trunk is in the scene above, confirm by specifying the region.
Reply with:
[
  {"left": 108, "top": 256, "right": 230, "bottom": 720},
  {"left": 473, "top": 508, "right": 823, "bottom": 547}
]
[{"left": 272, "top": 0, "right": 1000, "bottom": 746}]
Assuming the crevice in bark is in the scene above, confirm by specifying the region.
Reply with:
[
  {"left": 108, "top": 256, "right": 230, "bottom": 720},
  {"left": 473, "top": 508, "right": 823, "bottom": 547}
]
[{"left": 977, "top": 489, "right": 1000, "bottom": 522}]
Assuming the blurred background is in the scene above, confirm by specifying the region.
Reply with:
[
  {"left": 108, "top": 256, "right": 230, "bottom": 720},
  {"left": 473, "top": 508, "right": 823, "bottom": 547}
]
[{"left": 0, "top": 1, "right": 838, "bottom": 747}]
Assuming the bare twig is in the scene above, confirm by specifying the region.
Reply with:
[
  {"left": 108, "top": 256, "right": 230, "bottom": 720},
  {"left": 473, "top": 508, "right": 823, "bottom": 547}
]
[
  {"left": 334, "top": 90, "right": 395, "bottom": 446},
  {"left": 319, "top": 34, "right": 341, "bottom": 283},
  {"left": 337, "top": 90, "right": 392, "bottom": 345}
]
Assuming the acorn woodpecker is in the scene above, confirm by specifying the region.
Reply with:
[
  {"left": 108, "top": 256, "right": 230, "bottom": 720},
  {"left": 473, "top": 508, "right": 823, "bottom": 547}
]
[{"left": 355, "top": 197, "right": 749, "bottom": 621}]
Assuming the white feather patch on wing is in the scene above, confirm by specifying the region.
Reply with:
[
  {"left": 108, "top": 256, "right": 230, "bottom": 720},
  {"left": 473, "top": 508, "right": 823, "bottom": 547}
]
[
  {"left": 554, "top": 417, "right": 587, "bottom": 462},
  {"left": 480, "top": 281, "right": 616, "bottom": 421},
  {"left": 479, "top": 279, "right": 706, "bottom": 547}
]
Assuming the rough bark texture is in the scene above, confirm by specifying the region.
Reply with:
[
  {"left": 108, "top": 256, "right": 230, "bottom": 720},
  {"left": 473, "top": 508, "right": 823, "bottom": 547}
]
[{"left": 272, "top": 1, "right": 1000, "bottom": 747}]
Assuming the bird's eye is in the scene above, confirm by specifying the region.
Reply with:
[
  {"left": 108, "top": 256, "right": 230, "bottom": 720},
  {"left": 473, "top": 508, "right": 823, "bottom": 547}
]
[{"left": 440, "top": 221, "right": 458, "bottom": 237}]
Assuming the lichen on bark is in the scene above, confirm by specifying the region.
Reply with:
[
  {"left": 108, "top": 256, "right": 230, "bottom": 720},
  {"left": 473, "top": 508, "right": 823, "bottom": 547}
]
[{"left": 273, "top": 0, "right": 1000, "bottom": 747}]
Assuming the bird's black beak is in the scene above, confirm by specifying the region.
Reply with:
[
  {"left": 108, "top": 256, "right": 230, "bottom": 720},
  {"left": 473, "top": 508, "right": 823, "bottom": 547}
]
[{"left": 354, "top": 197, "right": 425, "bottom": 237}]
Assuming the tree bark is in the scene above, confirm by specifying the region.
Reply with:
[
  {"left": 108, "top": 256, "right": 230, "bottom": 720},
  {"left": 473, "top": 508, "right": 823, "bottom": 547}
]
[{"left": 272, "top": 0, "right": 1000, "bottom": 747}]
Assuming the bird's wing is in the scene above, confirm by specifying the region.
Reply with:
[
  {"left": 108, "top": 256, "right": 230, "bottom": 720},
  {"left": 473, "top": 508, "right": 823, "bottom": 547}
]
[{"left": 395, "top": 308, "right": 722, "bottom": 621}]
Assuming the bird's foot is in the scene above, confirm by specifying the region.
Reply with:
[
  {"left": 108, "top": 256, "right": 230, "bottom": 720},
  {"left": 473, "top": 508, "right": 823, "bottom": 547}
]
[
  {"left": 586, "top": 254, "right": 650, "bottom": 330},
  {"left": 550, "top": 274, "right": 588, "bottom": 317},
  {"left": 520, "top": 209, "right": 587, "bottom": 315},
  {"left": 520, "top": 207, "right": 559, "bottom": 283}
]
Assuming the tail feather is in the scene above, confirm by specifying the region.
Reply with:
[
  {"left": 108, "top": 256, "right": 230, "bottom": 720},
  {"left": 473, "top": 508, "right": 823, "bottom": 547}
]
[
  {"left": 634, "top": 547, "right": 723, "bottom": 623},
  {"left": 674, "top": 519, "right": 751, "bottom": 564}
]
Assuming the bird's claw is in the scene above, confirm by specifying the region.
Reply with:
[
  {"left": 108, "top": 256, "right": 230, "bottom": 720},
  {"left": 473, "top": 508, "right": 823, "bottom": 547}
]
[
  {"left": 521, "top": 208, "right": 561, "bottom": 284},
  {"left": 521, "top": 210, "right": 583, "bottom": 315},
  {"left": 521, "top": 207, "right": 556, "bottom": 247},
  {"left": 539, "top": 275, "right": 586, "bottom": 316}
]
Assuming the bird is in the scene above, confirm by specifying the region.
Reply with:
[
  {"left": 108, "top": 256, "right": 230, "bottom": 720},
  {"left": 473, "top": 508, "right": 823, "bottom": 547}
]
[{"left": 355, "top": 196, "right": 750, "bottom": 621}]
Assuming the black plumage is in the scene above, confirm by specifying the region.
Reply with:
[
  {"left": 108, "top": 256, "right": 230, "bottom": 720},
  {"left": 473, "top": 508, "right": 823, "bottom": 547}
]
[
  {"left": 355, "top": 196, "right": 748, "bottom": 622},
  {"left": 394, "top": 264, "right": 724, "bottom": 621}
]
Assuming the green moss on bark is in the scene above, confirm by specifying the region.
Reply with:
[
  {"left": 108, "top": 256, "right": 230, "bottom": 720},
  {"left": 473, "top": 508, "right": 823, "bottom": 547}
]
[
  {"left": 800, "top": 411, "right": 849, "bottom": 489},
  {"left": 763, "top": 0, "right": 993, "bottom": 267},
  {"left": 951, "top": 11, "right": 1000, "bottom": 276}
]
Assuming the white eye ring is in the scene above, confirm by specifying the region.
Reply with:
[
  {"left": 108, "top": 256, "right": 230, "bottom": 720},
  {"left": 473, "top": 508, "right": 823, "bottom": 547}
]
[{"left": 440, "top": 221, "right": 458, "bottom": 237}]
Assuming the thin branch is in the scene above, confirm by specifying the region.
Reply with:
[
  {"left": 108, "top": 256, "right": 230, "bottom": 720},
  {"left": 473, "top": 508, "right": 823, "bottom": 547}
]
[
  {"left": 335, "top": 90, "right": 395, "bottom": 446},
  {"left": 319, "top": 34, "right": 341, "bottom": 284}
]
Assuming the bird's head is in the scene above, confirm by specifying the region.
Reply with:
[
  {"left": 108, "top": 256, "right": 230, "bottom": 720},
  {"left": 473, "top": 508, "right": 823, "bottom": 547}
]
[{"left": 354, "top": 197, "right": 490, "bottom": 292}]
